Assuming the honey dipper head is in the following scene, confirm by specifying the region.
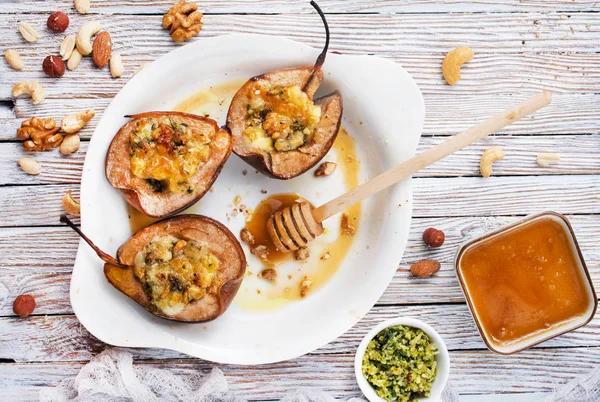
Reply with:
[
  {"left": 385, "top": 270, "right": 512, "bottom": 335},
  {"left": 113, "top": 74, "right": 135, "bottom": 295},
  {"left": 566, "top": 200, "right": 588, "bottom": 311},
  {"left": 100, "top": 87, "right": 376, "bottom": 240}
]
[{"left": 267, "top": 201, "right": 324, "bottom": 252}]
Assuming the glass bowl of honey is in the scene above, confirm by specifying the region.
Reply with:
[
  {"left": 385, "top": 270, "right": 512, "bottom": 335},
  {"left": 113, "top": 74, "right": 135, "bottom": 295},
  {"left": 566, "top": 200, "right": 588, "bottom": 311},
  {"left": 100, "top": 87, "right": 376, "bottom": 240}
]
[{"left": 455, "top": 211, "right": 597, "bottom": 354}]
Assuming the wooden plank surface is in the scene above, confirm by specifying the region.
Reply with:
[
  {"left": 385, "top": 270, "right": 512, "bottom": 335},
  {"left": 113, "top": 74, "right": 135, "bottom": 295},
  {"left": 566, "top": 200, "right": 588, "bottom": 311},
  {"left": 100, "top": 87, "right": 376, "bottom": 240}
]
[{"left": 1, "top": 1, "right": 599, "bottom": 400}]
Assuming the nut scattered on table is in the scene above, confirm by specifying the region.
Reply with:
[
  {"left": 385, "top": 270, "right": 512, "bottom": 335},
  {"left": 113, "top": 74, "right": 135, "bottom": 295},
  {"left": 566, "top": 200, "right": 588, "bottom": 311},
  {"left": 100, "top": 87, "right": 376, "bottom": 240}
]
[
  {"left": 60, "top": 134, "right": 81, "bottom": 155},
  {"left": 442, "top": 45, "right": 474, "bottom": 86},
  {"left": 18, "top": 22, "right": 40, "bottom": 42},
  {"left": 422, "top": 228, "right": 445, "bottom": 248},
  {"left": 92, "top": 31, "right": 112, "bottom": 67},
  {"left": 295, "top": 247, "right": 310, "bottom": 261},
  {"left": 67, "top": 48, "right": 83, "bottom": 71},
  {"left": 60, "top": 35, "right": 76, "bottom": 61},
  {"left": 480, "top": 147, "right": 504, "bottom": 178},
  {"left": 300, "top": 276, "right": 313, "bottom": 297},
  {"left": 4, "top": 49, "right": 24, "bottom": 71},
  {"left": 340, "top": 212, "right": 356, "bottom": 235},
  {"left": 13, "top": 294, "right": 36, "bottom": 317},
  {"left": 536, "top": 152, "right": 560, "bottom": 167},
  {"left": 43, "top": 55, "right": 65, "bottom": 78},
  {"left": 109, "top": 52, "right": 124, "bottom": 78},
  {"left": 17, "top": 157, "right": 41, "bottom": 175},
  {"left": 62, "top": 190, "right": 81, "bottom": 216},
  {"left": 61, "top": 110, "right": 95, "bottom": 134},
  {"left": 410, "top": 259, "right": 441, "bottom": 278},
  {"left": 17, "top": 116, "right": 58, "bottom": 140},
  {"left": 76, "top": 21, "right": 101, "bottom": 55},
  {"left": 315, "top": 161, "right": 336, "bottom": 177},
  {"left": 12, "top": 81, "right": 45, "bottom": 105},
  {"left": 259, "top": 268, "right": 277, "bottom": 283},
  {"left": 163, "top": 1, "right": 203, "bottom": 42},
  {"left": 47, "top": 11, "right": 69, "bottom": 33},
  {"left": 74, "top": 0, "right": 90, "bottom": 14}
]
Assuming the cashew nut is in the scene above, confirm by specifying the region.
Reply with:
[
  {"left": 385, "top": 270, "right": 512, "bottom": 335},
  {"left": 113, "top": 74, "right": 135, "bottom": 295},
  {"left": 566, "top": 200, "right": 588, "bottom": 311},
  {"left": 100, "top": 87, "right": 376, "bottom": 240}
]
[
  {"left": 4, "top": 49, "right": 24, "bottom": 71},
  {"left": 67, "top": 49, "right": 83, "bottom": 71},
  {"left": 480, "top": 147, "right": 505, "bottom": 178},
  {"left": 62, "top": 190, "right": 81, "bottom": 216},
  {"left": 12, "top": 81, "right": 45, "bottom": 105},
  {"left": 61, "top": 110, "right": 95, "bottom": 134},
  {"left": 74, "top": 0, "right": 90, "bottom": 14},
  {"left": 442, "top": 46, "right": 474, "bottom": 86},
  {"left": 536, "top": 153, "right": 560, "bottom": 167},
  {"left": 76, "top": 21, "right": 101, "bottom": 56},
  {"left": 17, "top": 157, "right": 41, "bottom": 175}
]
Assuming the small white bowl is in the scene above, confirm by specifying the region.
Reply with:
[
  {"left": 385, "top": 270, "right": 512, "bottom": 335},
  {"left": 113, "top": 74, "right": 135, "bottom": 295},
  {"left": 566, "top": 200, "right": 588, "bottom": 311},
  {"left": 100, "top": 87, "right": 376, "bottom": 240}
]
[{"left": 355, "top": 317, "right": 450, "bottom": 402}]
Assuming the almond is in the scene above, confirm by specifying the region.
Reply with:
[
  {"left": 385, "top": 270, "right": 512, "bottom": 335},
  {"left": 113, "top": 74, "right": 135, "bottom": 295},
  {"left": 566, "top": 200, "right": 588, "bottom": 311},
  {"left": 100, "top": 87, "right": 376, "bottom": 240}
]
[
  {"left": 92, "top": 31, "right": 112, "bottom": 68},
  {"left": 410, "top": 259, "right": 441, "bottom": 278}
]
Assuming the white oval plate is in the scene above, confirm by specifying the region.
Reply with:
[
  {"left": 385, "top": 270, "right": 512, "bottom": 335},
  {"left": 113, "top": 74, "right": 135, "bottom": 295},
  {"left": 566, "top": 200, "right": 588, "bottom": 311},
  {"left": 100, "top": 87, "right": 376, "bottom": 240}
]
[{"left": 71, "top": 34, "right": 424, "bottom": 365}]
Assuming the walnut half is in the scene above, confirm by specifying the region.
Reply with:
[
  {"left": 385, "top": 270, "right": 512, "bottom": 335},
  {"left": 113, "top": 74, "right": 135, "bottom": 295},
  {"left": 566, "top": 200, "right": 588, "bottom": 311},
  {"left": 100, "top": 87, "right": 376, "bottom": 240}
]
[
  {"left": 17, "top": 117, "right": 63, "bottom": 152},
  {"left": 163, "top": 1, "right": 203, "bottom": 42}
]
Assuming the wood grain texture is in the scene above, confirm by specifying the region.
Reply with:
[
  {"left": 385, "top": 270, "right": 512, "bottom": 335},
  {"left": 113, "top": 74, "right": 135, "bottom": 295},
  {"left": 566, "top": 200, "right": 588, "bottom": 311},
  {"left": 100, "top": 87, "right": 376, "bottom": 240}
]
[
  {"left": 1, "top": 0, "right": 599, "bottom": 14},
  {"left": 2, "top": 347, "right": 600, "bottom": 400}
]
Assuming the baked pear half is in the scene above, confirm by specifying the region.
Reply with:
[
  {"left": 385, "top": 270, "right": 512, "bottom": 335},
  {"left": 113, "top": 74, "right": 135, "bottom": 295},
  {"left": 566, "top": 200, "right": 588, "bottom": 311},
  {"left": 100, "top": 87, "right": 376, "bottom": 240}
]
[
  {"left": 61, "top": 214, "right": 246, "bottom": 323},
  {"left": 226, "top": 1, "right": 343, "bottom": 179},
  {"left": 106, "top": 111, "right": 232, "bottom": 218}
]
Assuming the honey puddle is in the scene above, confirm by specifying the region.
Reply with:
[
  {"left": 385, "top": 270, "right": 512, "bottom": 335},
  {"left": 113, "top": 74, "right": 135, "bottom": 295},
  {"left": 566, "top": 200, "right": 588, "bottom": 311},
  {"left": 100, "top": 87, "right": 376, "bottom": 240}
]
[{"left": 126, "top": 79, "right": 361, "bottom": 312}]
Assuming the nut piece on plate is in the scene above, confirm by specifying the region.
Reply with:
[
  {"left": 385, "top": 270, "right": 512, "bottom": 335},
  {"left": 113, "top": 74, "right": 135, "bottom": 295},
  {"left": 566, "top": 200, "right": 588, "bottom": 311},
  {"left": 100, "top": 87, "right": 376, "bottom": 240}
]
[
  {"left": 74, "top": 0, "right": 90, "bottom": 14},
  {"left": 62, "top": 190, "right": 81, "bottom": 216},
  {"left": 442, "top": 46, "right": 474, "bottom": 86},
  {"left": 480, "top": 147, "right": 505, "bottom": 178},
  {"left": 4, "top": 49, "right": 24, "bottom": 71},
  {"left": 13, "top": 294, "right": 36, "bottom": 317},
  {"left": 422, "top": 228, "right": 445, "bottom": 248},
  {"left": 17, "top": 117, "right": 58, "bottom": 141},
  {"left": 259, "top": 268, "right": 277, "bottom": 283},
  {"left": 60, "top": 35, "right": 76, "bottom": 61},
  {"left": 60, "top": 134, "right": 81, "bottom": 155},
  {"left": 12, "top": 81, "right": 45, "bottom": 105},
  {"left": 295, "top": 247, "right": 310, "bottom": 261},
  {"left": 240, "top": 228, "right": 256, "bottom": 245},
  {"left": 18, "top": 22, "right": 40, "bottom": 42},
  {"left": 43, "top": 55, "right": 65, "bottom": 78},
  {"left": 92, "top": 31, "right": 112, "bottom": 67},
  {"left": 76, "top": 21, "right": 101, "bottom": 55},
  {"left": 410, "top": 259, "right": 441, "bottom": 278},
  {"left": 340, "top": 212, "right": 356, "bottom": 235},
  {"left": 300, "top": 275, "right": 313, "bottom": 297},
  {"left": 61, "top": 110, "right": 95, "bottom": 134},
  {"left": 315, "top": 161, "right": 336, "bottom": 177},
  {"left": 47, "top": 11, "right": 69, "bottom": 33},
  {"left": 163, "top": 1, "right": 203, "bottom": 42},
  {"left": 536, "top": 152, "right": 560, "bottom": 167},
  {"left": 67, "top": 48, "right": 83, "bottom": 71},
  {"left": 109, "top": 52, "right": 124, "bottom": 78},
  {"left": 17, "top": 157, "right": 41, "bottom": 175},
  {"left": 250, "top": 244, "right": 269, "bottom": 261}
]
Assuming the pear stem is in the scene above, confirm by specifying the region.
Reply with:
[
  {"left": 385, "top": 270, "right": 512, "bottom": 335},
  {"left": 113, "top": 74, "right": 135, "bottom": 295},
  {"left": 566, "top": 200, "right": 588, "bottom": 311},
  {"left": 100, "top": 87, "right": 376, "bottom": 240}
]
[
  {"left": 310, "top": 1, "right": 329, "bottom": 71},
  {"left": 59, "top": 215, "right": 131, "bottom": 269}
]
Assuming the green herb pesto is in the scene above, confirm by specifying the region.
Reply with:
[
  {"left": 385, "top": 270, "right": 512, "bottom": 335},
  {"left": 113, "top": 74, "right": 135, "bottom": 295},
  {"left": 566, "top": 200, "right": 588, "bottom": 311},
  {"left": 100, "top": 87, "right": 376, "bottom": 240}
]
[{"left": 362, "top": 325, "right": 438, "bottom": 402}]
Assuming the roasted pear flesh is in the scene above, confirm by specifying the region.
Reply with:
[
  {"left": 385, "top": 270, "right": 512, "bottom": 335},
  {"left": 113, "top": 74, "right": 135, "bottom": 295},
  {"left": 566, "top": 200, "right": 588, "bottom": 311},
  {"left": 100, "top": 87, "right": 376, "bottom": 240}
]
[
  {"left": 61, "top": 214, "right": 246, "bottom": 323},
  {"left": 226, "top": 1, "right": 343, "bottom": 179},
  {"left": 106, "top": 111, "right": 233, "bottom": 218}
]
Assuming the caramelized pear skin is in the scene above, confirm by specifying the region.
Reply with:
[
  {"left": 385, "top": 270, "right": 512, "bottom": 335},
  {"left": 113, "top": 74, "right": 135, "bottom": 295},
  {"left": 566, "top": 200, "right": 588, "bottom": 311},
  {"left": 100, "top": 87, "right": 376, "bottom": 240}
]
[
  {"left": 106, "top": 111, "right": 233, "bottom": 218},
  {"left": 226, "top": 1, "right": 343, "bottom": 180},
  {"left": 61, "top": 214, "right": 246, "bottom": 323}
]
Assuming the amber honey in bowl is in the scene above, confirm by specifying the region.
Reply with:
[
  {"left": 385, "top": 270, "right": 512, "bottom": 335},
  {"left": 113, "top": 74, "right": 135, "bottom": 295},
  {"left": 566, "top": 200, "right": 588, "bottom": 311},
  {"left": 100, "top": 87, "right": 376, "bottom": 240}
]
[{"left": 455, "top": 212, "right": 597, "bottom": 354}]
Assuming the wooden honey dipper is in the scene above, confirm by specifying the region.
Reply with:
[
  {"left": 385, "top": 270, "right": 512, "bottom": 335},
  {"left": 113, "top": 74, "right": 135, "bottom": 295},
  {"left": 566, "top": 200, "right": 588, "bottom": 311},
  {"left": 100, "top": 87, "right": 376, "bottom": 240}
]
[{"left": 267, "top": 91, "right": 552, "bottom": 252}]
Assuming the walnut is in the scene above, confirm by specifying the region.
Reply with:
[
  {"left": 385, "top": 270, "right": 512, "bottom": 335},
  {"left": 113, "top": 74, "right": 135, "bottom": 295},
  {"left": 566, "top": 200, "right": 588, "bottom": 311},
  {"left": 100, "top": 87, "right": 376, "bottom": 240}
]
[
  {"left": 250, "top": 244, "right": 269, "bottom": 261},
  {"left": 163, "top": 1, "right": 203, "bottom": 42},
  {"left": 315, "top": 162, "right": 337, "bottom": 177},
  {"left": 341, "top": 212, "right": 356, "bottom": 235},
  {"left": 17, "top": 117, "right": 63, "bottom": 152},
  {"left": 240, "top": 228, "right": 255, "bottom": 246},
  {"left": 259, "top": 268, "right": 277, "bottom": 283},
  {"left": 300, "top": 276, "right": 313, "bottom": 298},
  {"left": 295, "top": 247, "right": 310, "bottom": 261}
]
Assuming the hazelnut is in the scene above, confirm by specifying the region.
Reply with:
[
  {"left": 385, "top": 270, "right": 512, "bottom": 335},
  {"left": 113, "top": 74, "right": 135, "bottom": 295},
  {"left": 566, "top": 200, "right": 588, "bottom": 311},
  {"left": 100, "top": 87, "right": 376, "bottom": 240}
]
[
  {"left": 422, "top": 228, "right": 445, "bottom": 248},
  {"left": 47, "top": 11, "right": 69, "bottom": 33},
  {"left": 13, "top": 294, "right": 36, "bottom": 317},
  {"left": 42, "top": 55, "right": 65, "bottom": 78},
  {"left": 410, "top": 260, "right": 441, "bottom": 278}
]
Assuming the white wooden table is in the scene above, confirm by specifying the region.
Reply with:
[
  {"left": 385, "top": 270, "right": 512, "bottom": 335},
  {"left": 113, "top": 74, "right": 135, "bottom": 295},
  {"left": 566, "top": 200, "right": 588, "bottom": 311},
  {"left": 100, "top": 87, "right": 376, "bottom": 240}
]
[{"left": 1, "top": 1, "right": 599, "bottom": 400}]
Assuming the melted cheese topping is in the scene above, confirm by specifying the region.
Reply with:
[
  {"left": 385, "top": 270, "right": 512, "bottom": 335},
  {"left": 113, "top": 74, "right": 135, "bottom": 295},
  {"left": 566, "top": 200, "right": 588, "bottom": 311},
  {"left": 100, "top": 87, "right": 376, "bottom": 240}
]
[
  {"left": 134, "top": 235, "right": 220, "bottom": 315},
  {"left": 243, "top": 85, "right": 321, "bottom": 152},
  {"left": 129, "top": 116, "right": 211, "bottom": 193}
]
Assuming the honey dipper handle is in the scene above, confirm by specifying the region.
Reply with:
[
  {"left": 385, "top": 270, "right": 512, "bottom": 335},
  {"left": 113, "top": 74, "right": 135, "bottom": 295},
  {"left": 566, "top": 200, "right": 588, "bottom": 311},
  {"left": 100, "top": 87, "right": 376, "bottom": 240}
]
[{"left": 312, "top": 91, "right": 552, "bottom": 222}]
